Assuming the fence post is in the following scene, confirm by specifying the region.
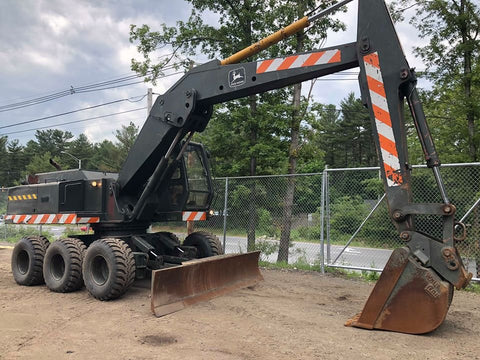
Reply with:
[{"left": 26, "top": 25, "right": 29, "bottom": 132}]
[
  {"left": 325, "top": 166, "right": 331, "bottom": 264},
  {"left": 320, "top": 168, "right": 327, "bottom": 274},
  {"left": 223, "top": 177, "right": 229, "bottom": 253}
]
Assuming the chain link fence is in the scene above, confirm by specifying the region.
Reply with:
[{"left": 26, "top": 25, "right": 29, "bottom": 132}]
[
  {"left": 192, "top": 163, "right": 480, "bottom": 281},
  {"left": 325, "top": 164, "right": 480, "bottom": 281}
]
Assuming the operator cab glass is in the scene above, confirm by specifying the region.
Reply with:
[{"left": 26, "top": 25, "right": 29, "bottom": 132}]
[{"left": 184, "top": 144, "right": 211, "bottom": 209}]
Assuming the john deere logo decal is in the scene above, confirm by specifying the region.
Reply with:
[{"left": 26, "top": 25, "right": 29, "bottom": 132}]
[{"left": 228, "top": 68, "right": 246, "bottom": 87}]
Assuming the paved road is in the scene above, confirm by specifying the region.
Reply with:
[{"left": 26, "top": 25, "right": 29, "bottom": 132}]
[
  {"left": 223, "top": 235, "right": 392, "bottom": 269},
  {"left": 223, "top": 235, "right": 480, "bottom": 277}
]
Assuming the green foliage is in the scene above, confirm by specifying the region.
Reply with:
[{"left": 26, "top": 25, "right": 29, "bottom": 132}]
[
  {"left": 463, "top": 283, "right": 480, "bottom": 294},
  {"left": 361, "top": 177, "right": 383, "bottom": 198},
  {"left": 90, "top": 140, "right": 123, "bottom": 172},
  {"left": 258, "top": 259, "right": 322, "bottom": 272},
  {"left": 0, "top": 191, "right": 7, "bottom": 214},
  {"left": 361, "top": 270, "right": 380, "bottom": 282},
  {"left": 330, "top": 195, "right": 369, "bottom": 235},
  {"left": 195, "top": 98, "right": 290, "bottom": 176},
  {"left": 0, "top": 226, "right": 53, "bottom": 243},
  {"left": 254, "top": 239, "right": 279, "bottom": 261},
  {"left": 291, "top": 225, "right": 322, "bottom": 242},
  {"left": 309, "top": 95, "right": 376, "bottom": 169},
  {"left": 65, "top": 134, "right": 94, "bottom": 170},
  {"left": 0, "top": 121, "right": 141, "bottom": 185},
  {"left": 362, "top": 201, "right": 398, "bottom": 246},
  {"left": 24, "top": 152, "right": 62, "bottom": 177},
  {"left": 6, "top": 140, "right": 27, "bottom": 186},
  {"left": 257, "top": 208, "right": 277, "bottom": 237},
  {"left": 393, "top": 0, "right": 480, "bottom": 162},
  {"left": 114, "top": 121, "right": 139, "bottom": 165},
  {"left": 129, "top": 0, "right": 347, "bottom": 179},
  {"left": 24, "top": 129, "right": 73, "bottom": 159}
]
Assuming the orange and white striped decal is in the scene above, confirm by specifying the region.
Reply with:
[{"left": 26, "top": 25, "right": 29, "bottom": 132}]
[
  {"left": 182, "top": 211, "right": 207, "bottom": 221},
  {"left": 4, "top": 214, "right": 100, "bottom": 224},
  {"left": 256, "top": 49, "right": 341, "bottom": 74},
  {"left": 363, "top": 52, "right": 403, "bottom": 187}
]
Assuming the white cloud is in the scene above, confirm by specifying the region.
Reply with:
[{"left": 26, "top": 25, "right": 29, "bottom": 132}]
[{"left": 41, "top": 12, "right": 70, "bottom": 35}]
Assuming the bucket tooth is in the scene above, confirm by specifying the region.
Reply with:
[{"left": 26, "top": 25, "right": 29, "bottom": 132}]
[
  {"left": 346, "top": 247, "right": 451, "bottom": 334},
  {"left": 151, "top": 251, "right": 263, "bottom": 317}
]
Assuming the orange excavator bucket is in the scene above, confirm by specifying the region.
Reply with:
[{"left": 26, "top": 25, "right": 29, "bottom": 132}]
[
  {"left": 345, "top": 247, "right": 456, "bottom": 334},
  {"left": 151, "top": 251, "right": 263, "bottom": 317}
]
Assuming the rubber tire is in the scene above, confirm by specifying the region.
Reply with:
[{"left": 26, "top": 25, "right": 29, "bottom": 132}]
[
  {"left": 183, "top": 231, "right": 223, "bottom": 258},
  {"left": 43, "top": 238, "right": 86, "bottom": 293},
  {"left": 158, "top": 231, "right": 180, "bottom": 245},
  {"left": 82, "top": 238, "right": 135, "bottom": 301},
  {"left": 11, "top": 235, "right": 50, "bottom": 286},
  {"left": 150, "top": 231, "right": 181, "bottom": 255}
]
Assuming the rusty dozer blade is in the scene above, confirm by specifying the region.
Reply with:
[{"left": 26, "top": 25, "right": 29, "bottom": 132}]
[
  {"left": 151, "top": 251, "right": 263, "bottom": 317},
  {"left": 346, "top": 247, "right": 452, "bottom": 334}
]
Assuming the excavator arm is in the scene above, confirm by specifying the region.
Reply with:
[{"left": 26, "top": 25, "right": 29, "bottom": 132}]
[{"left": 124, "top": 0, "right": 471, "bottom": 333}]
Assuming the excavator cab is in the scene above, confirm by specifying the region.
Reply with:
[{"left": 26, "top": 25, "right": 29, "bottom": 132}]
[{"left": 154, "top": 142, "right": 214, "bottom": 221}]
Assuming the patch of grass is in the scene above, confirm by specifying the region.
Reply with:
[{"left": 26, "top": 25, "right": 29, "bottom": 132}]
[
  {"left": 253, "top": 240, "right": 279, "bottom": 261},
  {"left": 259, "top": 260, "right": 322, "bottom": 272},
  {"left": 360, "top": 270, "right": 380, "bottom": 281},
  {"left": 0, "top": 225, "right": 53, "bottom": 243},
  {"left": 259, "top": 259, "right": 382, "bottom": 283},
  {"left": 463, "top": 282, "right": 480, "bottom": 294}
]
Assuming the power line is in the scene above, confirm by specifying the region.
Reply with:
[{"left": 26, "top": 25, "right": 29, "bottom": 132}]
[
  {"left": 0, "top": 108, "right": 147, "bottom": 136},
  {"left": 0, "top": 76, "right": 146, "bottom": 113},
  {"left": 0, "top": 95, "right": 146, "bottom": 131},
  {"left": 0, "top": 65, "right": 181, "bottom": 113}
]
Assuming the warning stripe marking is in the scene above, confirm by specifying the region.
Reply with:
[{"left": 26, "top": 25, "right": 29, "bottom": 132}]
[
  {"left": 363, "top": 52, "right": 402, "bottom": 187},
  {"left": 256, "top": 49, "right": 341, "bottom": 74},
  {"left": 4, "top": 214, "right": 100, "bottom": 224},
  {"left": 8, "top": 194, "right": 37, "bottom": 201},
  {"left": 182, "top": 211, "right": 207, "bottom": 221}
]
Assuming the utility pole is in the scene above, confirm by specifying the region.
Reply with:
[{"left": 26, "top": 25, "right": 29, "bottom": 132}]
[{"left": 147, "top": 88, "right": 153, "bottom": 115}]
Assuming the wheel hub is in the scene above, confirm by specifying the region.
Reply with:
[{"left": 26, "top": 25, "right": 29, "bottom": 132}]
[{"left": 91, "top": 255, "right": 109, "bottom": 286}]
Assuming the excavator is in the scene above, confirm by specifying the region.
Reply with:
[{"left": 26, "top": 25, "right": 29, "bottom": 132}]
[{"left": 6, "top": 0, "right": 472, "bottom": 334}]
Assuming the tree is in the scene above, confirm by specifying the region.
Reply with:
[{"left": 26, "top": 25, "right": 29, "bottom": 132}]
[
  {"left": 394, "top": 0, "right": 480, "bottom": 161},
  {"left": 24, "top": 129, "right": 74, "bottom": 158},
  {"left": 64, "top": 134, "right": 94, "bottom": 170},
  {"left": 6, "top": 139, "right": 27, "bottom": 186},
  {"left": 90, "top": 140, "right": 123, "bottom": 172},
  {"left": 338, "top": 93, "right": 376, "bottom": 167},
  {"left": 23, "top": 152, "right": 61, "bottom": 177},
  {"left": 114, "top": 121, "right": 139, "bottom": 166},
  {"left": 0, "top": 136, "right": 8, "bottom": 187},
  {"left": 195, "top": 96, "right": 290, "bottom": 176}
]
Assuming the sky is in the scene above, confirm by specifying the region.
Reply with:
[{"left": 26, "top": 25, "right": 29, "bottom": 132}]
[{"left": 0, "top": 0, "right": 427, "bottom": 146}]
